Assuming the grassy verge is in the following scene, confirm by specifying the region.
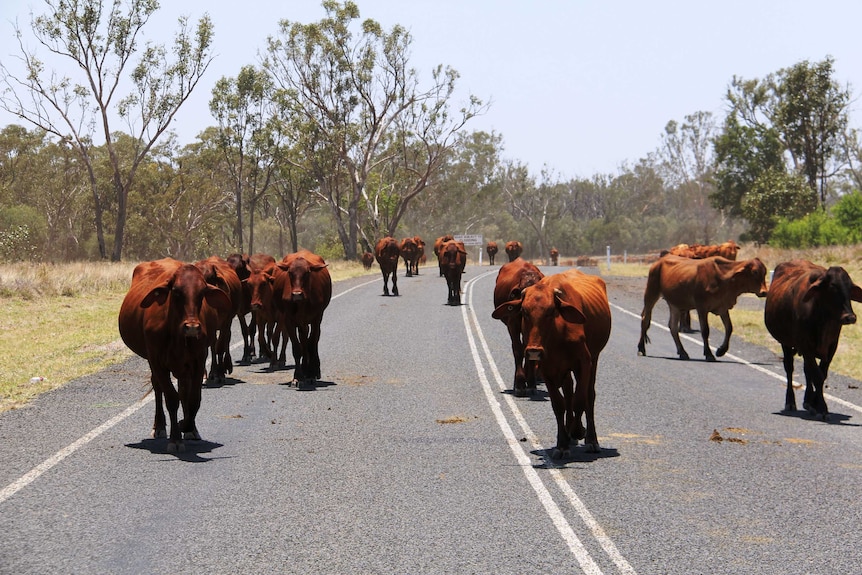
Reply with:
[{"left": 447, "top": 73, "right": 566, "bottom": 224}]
[{"left": 0, "top": 259, "right": 373, "bottom": 413}]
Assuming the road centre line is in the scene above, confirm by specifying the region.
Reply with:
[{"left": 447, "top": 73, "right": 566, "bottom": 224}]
[
  {"left": 610, "top": 302, "right": 862, "bottom": 416},
  {"left": 463, "top": 271, "right": 636, "bottom": 575},
  {"left": 0, "top": 276, "right": 381, "bottom": 506}
]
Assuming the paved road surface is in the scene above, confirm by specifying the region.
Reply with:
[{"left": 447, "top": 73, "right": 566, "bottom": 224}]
[{"left": 2, "top": 264, "right": 862, "bottom": 574}]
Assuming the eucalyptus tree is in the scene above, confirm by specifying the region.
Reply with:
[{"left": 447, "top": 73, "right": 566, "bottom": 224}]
[
  {"left": 210, "top": 64, "right": 287, "bottom": 254},
  {"left": 714, "top": 56, "right": 849, "bottom": 230},
  {"left": 263, "top": 0, "right": 485, "bottom": 259},
  {"left": 658, "top": 111, "right": 719, "bottom": 243},
  {"left": 0, "top": 0, "right": 214, "bottom": 260}
]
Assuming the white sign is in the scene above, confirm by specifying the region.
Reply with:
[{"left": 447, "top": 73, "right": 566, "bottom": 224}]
[{"left": 454, "top": 234, "right": 483, "bottom": 246}]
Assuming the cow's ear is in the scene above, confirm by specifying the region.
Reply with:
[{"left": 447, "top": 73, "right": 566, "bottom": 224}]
[
  {"left": 311, "top": 264, "right": 328, "bottom": 271},
  {"left": 204, "top": 286, "right": 233, "bottom": 311},
  {"left": 802, "top": 276, "right": 825, "bottom": 302},
  {"left": 141, "top": 285, "right": 170, "bottom": 308},
  {"left": 492, "top": 300, "right": 521, "bottom": 320},
  {"left": 554, "top": 289, "right": 586, "bottom": 324},
  {"left": 277, "top": 262, "right": 290, "bottom": 272},
  {"left": 851, "top": 284, "right": 862, "bottom": 303}
]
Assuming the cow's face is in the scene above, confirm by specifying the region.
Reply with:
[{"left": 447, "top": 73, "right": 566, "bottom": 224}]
[
  {"left": 805, "top": 266, "right": 862, "bottom": 325},
  {"left": 142, "top": 264, "right": 230, "bottom": 339},
  {"left": 286, "top": 258, "right": 327, "bottom": 302},
  {"left": 247, "top": 269, "right": 275, "bottom": 310},
  {"left": 737, "top": 258, "right": 769, "bottom": 298}
]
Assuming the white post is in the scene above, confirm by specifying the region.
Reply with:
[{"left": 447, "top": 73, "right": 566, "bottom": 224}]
[{"left": 606, "top": 245, "right": 611, "bottom": 271}]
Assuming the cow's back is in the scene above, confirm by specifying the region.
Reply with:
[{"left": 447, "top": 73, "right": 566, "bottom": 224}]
[
  {"left": 119, "top": 258, "right": 184, "bottom": 359},
  {"left": 549, "top": 269, "right": 611, "bottom": 353},
  {"left": 494, "top": 259, "right": 544, "bottom": 308}
]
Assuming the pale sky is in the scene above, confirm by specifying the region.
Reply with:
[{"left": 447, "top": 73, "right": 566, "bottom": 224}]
[{"left": 2, "top": 0, "right": 861, "bottom": 178}]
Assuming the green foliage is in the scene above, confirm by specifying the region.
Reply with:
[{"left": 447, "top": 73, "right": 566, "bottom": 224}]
[
  {"left": 832, "top": 190, "right": 862, "bottom": 239},
  {"left": 0, "top": 205, "right": 46, "bottom": 261},
  {"left": 770, "top": 209, "right": 849, "bottom": 248},
  {"left": 741, "top": 170, "right": 817, "bottom": 243}
]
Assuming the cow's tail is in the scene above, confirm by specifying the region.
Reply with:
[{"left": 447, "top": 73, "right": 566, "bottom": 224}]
[{"left": 637, "top": 262, "right": 663, "bottom": 353}]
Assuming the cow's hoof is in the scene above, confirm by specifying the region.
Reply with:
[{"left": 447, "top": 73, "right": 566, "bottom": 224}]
[
  {"left": 182, "top": 430, "right": 201, "bottom": 441},
  {"left": 679, "top": 352, "right": 690, "bottom": 361},
  {"left": 152, "top": 429, "right": 167, "bottom": 439},
  {"left": 584, "top": 442, "right": 600, "bottom": 453},
  {"left": 550, "top": 447, "right": 570, "bottom": 460},
  {"left": 166, "top": 440, "right": 184, "bottom": 454},
  {"left": 705, "top": 355, "right": 717, "bottom": 363},
  {"left": 716, "top": 346, "right": 728, "bottom": 357},
  {"left": 513, "top": 387, "right": 528, "bottom": 397}
]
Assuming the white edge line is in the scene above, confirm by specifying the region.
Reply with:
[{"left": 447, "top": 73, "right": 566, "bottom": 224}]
[
  {"left": 466, "top": 271, "right": 637, "bottom": 575},
  {"left": 0, "top": 395, "right": 153, "bottom": 505},
  {"left": 0, "top": 276, "right": 382, "bottom": 506},
  {"left": 460, "top": 273, "right": 606, "bottom": 575}
]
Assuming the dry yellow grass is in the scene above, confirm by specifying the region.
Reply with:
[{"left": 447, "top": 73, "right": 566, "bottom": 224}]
[{"left": 0, "top": 258, "right": 373, "bottom": 412}]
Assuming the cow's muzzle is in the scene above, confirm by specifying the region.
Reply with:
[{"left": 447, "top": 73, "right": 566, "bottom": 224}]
[
  {"left": 841, "top": 313, "right": 857, "bottom": 325},
  {"left": 291, "top": 291, "right": 305, "bottom": 302},
  {"left": 525, "top": 347, "right": 543, "bottom": 362},
  {"left": 183, "top": 322, "right": 202, "bottom": 338}
]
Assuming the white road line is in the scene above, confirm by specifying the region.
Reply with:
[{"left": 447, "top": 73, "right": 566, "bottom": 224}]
[
  {"left": 611, "top": 302, "right": 862, "bottom": 416},
  {"left": 0, "top": 275, "right": 380, "bottom": 506},
  {"left": 0, "top": 395, "right": 153, "bottom": 505},
  {"left": 463, "top": 270, "right": 638, "bottom": 574},
  {"left": 460, "top": 273, "right": 606, "bottom": 575}
]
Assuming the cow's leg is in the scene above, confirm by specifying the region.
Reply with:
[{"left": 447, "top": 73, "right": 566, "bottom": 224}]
[
  {"left": 781, "top": 344, "right": 797, "bottom": 412},
  {"left": 178, "top": 373, "right": 203, "bottom": 442},
  {"left": 574, "top": 358, "right": 600, "bottom": 453},
  {"left": 153, "top": 370, "right": 182, "bottom": 452},
  {"left": 308, "top": 317, "right": 323, "bottom": 380},
  {"left": 694, "top": 307, "right": 716, "bottom": 362},
  {"left": 391, "top": 270, "right": 399, "bottom": 296},
  {"left": 150, "top": 373, "right": 168, "bottom": 439},
  {"left": 381, "top": 271, "right": 390, "bottom": 296},
  {"left": 238, "top": 312, "right": 253, "bottom": 364},
  {"left": 715, "top": 310, "right": 732, "bottom": 358},
  {"left": 507, "top": 320, "right": 529, "bottom": 396},
  {"left": 637, "top": 301, "right": 657, "bottom": 356},
  {"left": 802, "top": 353, "right": 829, "bottom": 420},
  {"left": 289, "top": 324, "right": 307, "bottom": 385},
  {"left": 667, "top": 307, "right": 690, "bottom": 360},
  {"left": 546, "top": 376, "right": 571, "bottom": 460}
]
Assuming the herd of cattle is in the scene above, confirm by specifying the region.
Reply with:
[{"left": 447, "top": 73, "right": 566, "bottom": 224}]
[{"left": 116, "top": 235, "right": 862, "bottom": 458}]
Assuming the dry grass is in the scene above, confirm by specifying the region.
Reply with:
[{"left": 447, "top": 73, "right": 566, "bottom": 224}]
[{"left": 0, "top": 258, "right": 373, "bottom": 412}]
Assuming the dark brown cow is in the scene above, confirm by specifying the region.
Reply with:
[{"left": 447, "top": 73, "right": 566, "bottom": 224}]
[
  {"left": 400, "top": 236, "right": 420, "bottom": 277},
  {"left": 118, "top": 258, "right": 232, "bottom": 452},
  {"left": 439, "top": 239, "right": 467, "bottom": 305},
  {"left": 765, "top": 260, "right": 862, "bottom": 419},
  {"left": 375, "top": 237, "right": 401, "bottom": 296},
  {"left": 194, "top": 256, "right": 242, "bottom": 383},
  {"left": 414, "top": 235, "right": 426, "bottom": 274},
  {"left": 272, "top": 250, "right": 332, "bottom": 385},
  {"left": 505, "top": 241, "right": 523, "bottom": 262},
  {"left": 227, "top": 253, "right": 255, "bottom": 363},
  {"left": 361, "top": 251, "right": 374, "bottom": 270},
  {"left": 637, "top": 255, "right": 768, "bottom": 361},
  {"left": 493, "top": 259, "right": 545, "bottom": 396},
  {"left": 549, "top": 247, "right": 559, "bottom": 266},
  {"left": 244, "top": 260, "right": 280, "bottom": 362},
  {"left": 493, "top": 269, "right": 611, "bottom": 458},
  {"left": 434, "top": 234, "right": 454, "bottom": 276},
  {"left": 486, "top": 241, "right": 498, "bottom": 265}
]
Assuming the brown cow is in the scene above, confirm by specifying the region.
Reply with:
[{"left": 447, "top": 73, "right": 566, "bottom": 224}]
[
  {"left": 375, "top": 237, "right": 401, "bottom": 296},
  {"left": 765, "top": 260, "right": 862, "bottom": 419},
  {"left": 486, "top": 241, "right": 499, "bottom": 265},
  {"left": 549, "top": 247, "right": 559, "bottom": 266},
  {"left": 244, "top": 260, "right": 280, "bottom": 362},
  {"left": 414, "top": 236, "right": 426, "bottom": 274},
  {"left": 637, "top": 255, "right": 768, "bottom": 361},
  {"left": 361, "top": 251, "right": 374, "bottom": 270},
  {"left": 493, "top": 269, "right": 611, "bottom": 458},
  {"left": 118, "top": 258, "right": 232, "bottom": 452},
  {"left": 194, "top": 256, "right": 243, "bottom": 383},
  {"left": 400, "top": 237, "right": 420, "bottom": 277},
  {"left": 505, "top": 241, "right": 523, "bottom": 262},
  {"left": 439, "top": 239, "right": 467, "bottom": 305},
  {"left": 493, "top": 259, "right": 545, "bottom": 396},
  {"left": 227, "top": 253, "right": 254, "bottom": 363},
  {"left": 272, "top": 250, "right": 332, "bottom": 385},
  {"left": 434, "top": 234, "right": 454, "bottom": 276}
]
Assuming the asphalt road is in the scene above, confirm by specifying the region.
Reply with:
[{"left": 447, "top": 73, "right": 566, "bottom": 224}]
[{"left": 2, "top": 263, "right": 862, "bottom": 574}]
